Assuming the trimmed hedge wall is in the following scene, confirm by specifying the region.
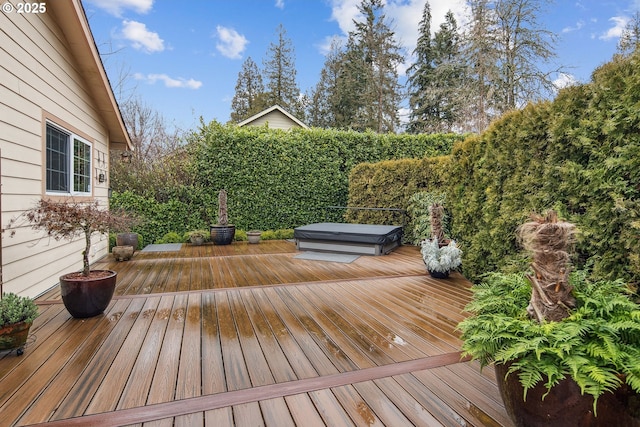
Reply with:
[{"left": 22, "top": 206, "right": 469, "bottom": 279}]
[
  {"left": 347, "top": 52, "right": 640, "bottom": 284},
  {"left": 111, "top": 124, "right": 461, "bottom": 244}
]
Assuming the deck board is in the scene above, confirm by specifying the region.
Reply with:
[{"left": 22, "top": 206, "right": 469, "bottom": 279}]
[{"left": 1, "top": 240, "right": 513, "bottom": 426}]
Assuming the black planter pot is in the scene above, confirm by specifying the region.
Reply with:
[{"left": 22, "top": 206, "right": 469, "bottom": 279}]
[
  {"left": 428, "top": 269, "right": 450, "bottom": 279},
  {"left": 495, "top": 363, "right": 640, "bottom": 426},
  {"left": 210, "top": 225, "right": 235, "bottom": 245},
  {"left": 60, "top": 270, "right": 117, "bottom": 318}
]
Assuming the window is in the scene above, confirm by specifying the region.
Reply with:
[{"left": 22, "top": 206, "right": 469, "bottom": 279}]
[{"left": 46, "top": 123, "right": 92, "bottom": 195}]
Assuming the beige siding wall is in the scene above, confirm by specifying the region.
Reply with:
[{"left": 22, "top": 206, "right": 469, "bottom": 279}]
[
  {"left": 1, "top": 3, "right": 112, "bottom": 297},
  {"left": 248, "top": 110, "right": 300, "bottom": 130}
]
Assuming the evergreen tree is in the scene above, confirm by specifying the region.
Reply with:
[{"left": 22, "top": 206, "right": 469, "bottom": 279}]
[
  {"left": 407, "top": 6, "right": 465, "bottom": 133},
  {"left": 338, "top": 0, "right": 403, "bottom": 133},
  {"left": 307, "top": 39, "right": 344, "bottom": 128},
  {"left": 430, "top": 11, "right": 465, "bottom": 132},
  {"left": 230, "top": 57, "right": 266, "bottom": 123},
  {"left": 263, "top": 24, "right": 302, "bottom": 118},
  {"left": 406, "top": 2, "right": 435, "bottom": 134}
]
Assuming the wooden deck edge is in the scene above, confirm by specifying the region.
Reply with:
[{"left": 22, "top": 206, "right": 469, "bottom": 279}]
[{"left": 24, "top": 352, "right": 470, "bottom": 427}]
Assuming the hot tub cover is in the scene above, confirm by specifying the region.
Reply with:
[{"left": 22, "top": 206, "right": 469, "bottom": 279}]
[{"left": 294, "top": 223, "right": 403, "bottom": 245}]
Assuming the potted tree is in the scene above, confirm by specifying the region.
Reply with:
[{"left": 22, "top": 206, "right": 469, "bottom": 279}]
[
  {"left": 210, "top": 189, "right": 235, "bottom": 245},
  {"left": 0, "top": 293, "right": 39, "bottom": 355},
  {"left": 11, "top": 199, "right": 134, "bottom": 318},
  {"left": 458, "top": 211, "right": 640, "bottom": 426}
]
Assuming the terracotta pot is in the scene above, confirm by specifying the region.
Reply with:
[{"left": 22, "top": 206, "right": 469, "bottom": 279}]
[
  {"left": 210, "top": 225, "right": 235, "bottom": 245},
  {"left": 116, "top": 233, "right": 139, "bottom": 252},
  {"left": 495, "top": 363, "right": 640, "bottom": 426},
  {"left": 60, "top": 270, "right": 117, "bottom": 318},
  {"left": 0, "top": 321, "right": 32, "bottom": 352}
]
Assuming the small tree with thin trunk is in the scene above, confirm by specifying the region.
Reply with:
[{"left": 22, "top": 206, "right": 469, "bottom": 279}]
[{"left": 8, "top": 199, "right": 135, "bottom": 277}]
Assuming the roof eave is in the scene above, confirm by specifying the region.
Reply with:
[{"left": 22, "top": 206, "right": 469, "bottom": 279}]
[{"left": 48, "top": 0, "right": 133, "bottom": 151}]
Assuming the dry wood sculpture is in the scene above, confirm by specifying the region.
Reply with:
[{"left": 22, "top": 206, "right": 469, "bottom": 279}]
[
  {"left": 429, "top": 202, "right": 446, "bottom": 242},
  {"left": 218, "top": 189, "right": 228, "bottom": 226},
  {"left": 518, "top": 210, "right": 577, "bottom": 322}
]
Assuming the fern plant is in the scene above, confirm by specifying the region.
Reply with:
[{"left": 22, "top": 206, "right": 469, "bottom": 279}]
[
  {"left": 459, "top": 211, "right": 640, "bottom": 410},
  {"left": 459, "top": 270, "right": 640, "bottom": 403}
]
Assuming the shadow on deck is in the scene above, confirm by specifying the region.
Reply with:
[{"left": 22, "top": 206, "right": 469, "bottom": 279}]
[{"left": 1, "top": 241, "right": 513, "bottom": 426}]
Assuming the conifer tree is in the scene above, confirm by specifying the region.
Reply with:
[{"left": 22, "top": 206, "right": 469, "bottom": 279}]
[
  {"left": 406, "top": 2, "right": 435, "bottom": 134},
  {"left": 230, "top": 57, "right": 266, "bottom": 123},
  {"left": 263, "top": 24, "right": 302, "bottom": 118},
  {"left": 338, "top": 0, "right": 403, "bottom": 133},
  {"left": 307, "top": 39, "right": 344, "bottom": 128},
  {"left": 407, "top": 6, "right": 465, "bottom": 133}
]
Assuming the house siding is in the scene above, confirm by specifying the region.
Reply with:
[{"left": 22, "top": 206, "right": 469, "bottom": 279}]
[
  {"left": 1, "top": 2, "right": 112, "bottom": 297},
  {"left": 249, "top": 110, "right": 295, "bottom": 129}
]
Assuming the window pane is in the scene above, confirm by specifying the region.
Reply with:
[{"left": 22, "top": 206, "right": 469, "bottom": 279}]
[
  {"left": 73, "top": 138, "right": 91, "bottom": 193},
  {"left": 46, "top": 124, "right": 69, "bottom": 193}
]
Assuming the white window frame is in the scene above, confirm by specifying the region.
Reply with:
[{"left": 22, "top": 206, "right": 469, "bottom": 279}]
[{"left": 45, "top": 121, "right": 92, "bottom": 196}]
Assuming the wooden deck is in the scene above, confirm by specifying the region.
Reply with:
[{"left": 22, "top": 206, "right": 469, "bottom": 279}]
[{"left": 1, "top": 241, "right": 514, "bottom": 426}]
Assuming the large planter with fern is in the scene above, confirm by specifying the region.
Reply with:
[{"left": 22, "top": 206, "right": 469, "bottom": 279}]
[
  {"left": 210, "top": 189, "right": 235, "bottom": 245},
  {"left": 458, "top": 212, "right": 640, "bottom": 426}
]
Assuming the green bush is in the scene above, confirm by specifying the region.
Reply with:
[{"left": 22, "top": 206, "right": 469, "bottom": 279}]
[
  {"left": 346, "top": 52, "right": 640, "bottom": 284},
  {"left": 156, "top": 232, "right": 183, "bottom": 244},
  {"left": 112, "top": 125, "right": 459, "bottom": 245}
]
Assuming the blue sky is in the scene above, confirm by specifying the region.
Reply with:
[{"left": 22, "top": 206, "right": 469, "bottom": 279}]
[{"left": 83, "top": 0, "right": 640, "bottom": 132}]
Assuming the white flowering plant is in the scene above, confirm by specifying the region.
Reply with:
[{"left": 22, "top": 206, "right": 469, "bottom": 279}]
[{"left": 420, "top": 238, "right": 462, "bottom": 273}]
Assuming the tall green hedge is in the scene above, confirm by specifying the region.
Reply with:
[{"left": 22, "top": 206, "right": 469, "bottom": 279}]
[
  {"left": 111, "top": 123, "right": 461, "bottom": 244},
  {"left": 347, "top": 52, "right": 640, "bottom": 284}
]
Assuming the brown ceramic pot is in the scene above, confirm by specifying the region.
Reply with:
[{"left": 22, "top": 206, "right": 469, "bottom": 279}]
[
  {"left": 495, "top": 363, "right": 640, "bottom": 426},
  {"left": 0, "top": 321, "right": 32, "bottom": 352},
  {"left": 60, "top": 270, "right": 117, "bottom": 318}
]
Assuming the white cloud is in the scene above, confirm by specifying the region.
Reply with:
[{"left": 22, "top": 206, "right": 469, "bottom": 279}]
[
  {"left": 275, "top": 0, "right": 285, "bottom": 9},
  {"left": 134, "top": 73, "right": 202, "bottom": 89},
  {"left": 553, "top": 73, "right": 579, "bottom": 90},
  {"left": 121, "top": 20, "right": 164, "bottom": 53},
  {"left": 215, "top": 26, "right": 248, "bottom": 59},
  {"left": 599, "top": 16, "right": 629, "bottom": 40},
  {"left": 562, "top": 20, "right": 585, "bottom": 33},
  {"left": 87, "top": 0, "right": 153, "bottom": 17}
]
